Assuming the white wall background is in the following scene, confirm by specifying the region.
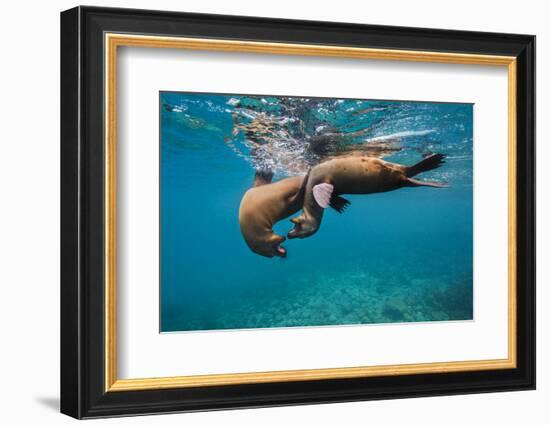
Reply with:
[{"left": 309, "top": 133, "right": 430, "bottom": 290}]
[{"left": 0, "top": 0, "right": 545, "bottom": 423}]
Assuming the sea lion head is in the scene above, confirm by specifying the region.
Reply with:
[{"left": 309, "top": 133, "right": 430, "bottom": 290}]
[
  {"left": 250, "top": 233, "right": 288, "bottom": 258},
  {"left": 287, "top": 214, "right": 318, "bottom": 239}
]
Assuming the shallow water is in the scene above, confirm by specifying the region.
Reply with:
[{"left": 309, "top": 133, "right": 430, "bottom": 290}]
[{"left": 160, "top": 92, "right": 473, "bottom": 332}]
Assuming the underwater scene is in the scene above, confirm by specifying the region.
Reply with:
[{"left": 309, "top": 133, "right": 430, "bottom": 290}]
[{"left": 160, "top": 92, "right": 473, "bottom": 332}]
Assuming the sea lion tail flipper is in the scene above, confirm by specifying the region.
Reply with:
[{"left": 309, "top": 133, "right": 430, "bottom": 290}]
[
  {"left": 252, "top": 168, "right": 274, "bottom": 187},
  {"left": 405, "top": 178, "right": 448, "bottom": 188},
  {"left": 406, "top": 153, "right": 446, "bottom": 177}
]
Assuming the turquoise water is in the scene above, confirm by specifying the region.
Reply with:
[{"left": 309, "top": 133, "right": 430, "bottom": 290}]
[{"left": 160, "top": 92, "right": 473, "bottom": 332}]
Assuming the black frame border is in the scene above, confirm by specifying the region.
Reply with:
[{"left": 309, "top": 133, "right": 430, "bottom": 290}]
[{"left": 61, "top": 6, "right": 535, "bottom": 419}]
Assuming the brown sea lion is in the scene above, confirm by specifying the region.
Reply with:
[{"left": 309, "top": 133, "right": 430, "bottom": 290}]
[
  {"left": 239, "top": 170, "right": 307, "bottom": 258},
  {"left": 287, "top": 153, "right": 447, "bottom": 239}
]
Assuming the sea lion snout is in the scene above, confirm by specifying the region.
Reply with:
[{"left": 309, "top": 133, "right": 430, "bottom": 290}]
[
  {"left": 270, "top": 234, "right": 288, "bottom": 258},
  {"left": 253, "top": 234, "right": 287, "bottom": 258}
]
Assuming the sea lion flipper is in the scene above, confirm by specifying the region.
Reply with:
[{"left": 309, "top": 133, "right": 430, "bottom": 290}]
[
  {"left": 312, "top": 183, "right": 334, "bottom": 208},
  {"left": 405, "top": 177, "right": 448, "bottom": 188},
  {"left": 253, "top": 169, "right": 274, "bottom": 187},
  {"left": 329, "top": 195, "right": 351, "bottom": 214},
  {"left": 406, "top": 153, "right": 446, "bottom": 177}
]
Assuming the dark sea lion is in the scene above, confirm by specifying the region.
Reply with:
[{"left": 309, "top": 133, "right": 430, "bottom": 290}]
[
  {"left": 287, "top": 153, "right": 447, "bottom": 239},
  {"left": 239, "top": 170, "right": 307, "bottom": 258}
]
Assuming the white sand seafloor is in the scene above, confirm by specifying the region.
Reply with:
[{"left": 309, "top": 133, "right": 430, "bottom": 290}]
[{"left": 164, "top": 268, "right": 473, "bottom": 332}]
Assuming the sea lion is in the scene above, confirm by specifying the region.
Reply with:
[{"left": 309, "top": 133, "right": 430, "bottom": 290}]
[
  {"left": 287, "top": 153, "right": 447, "bottom": 239},
  {"left": 239, "top": 170, "right": 307, "bottom": 258}
]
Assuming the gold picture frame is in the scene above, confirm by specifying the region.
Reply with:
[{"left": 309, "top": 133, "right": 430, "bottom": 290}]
[{"left": 104, "top": 34, "right": 517, "bottom": 392}]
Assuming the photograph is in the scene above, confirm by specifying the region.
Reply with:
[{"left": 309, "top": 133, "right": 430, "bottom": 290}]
[{"left": 160, "top": 92, "right": 474, "bottom": 332}]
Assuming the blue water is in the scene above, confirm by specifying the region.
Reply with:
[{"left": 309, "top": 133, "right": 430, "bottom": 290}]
[{"left": 160, "top": 92, "right": 473, "bottom": 332}]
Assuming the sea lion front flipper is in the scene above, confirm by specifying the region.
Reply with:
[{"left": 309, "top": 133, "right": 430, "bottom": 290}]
[
  {"left": 252, "top": 169, "right": 274, "bottom": 187},
  {"left": 329, "top": 195, "right": 351, "bottom": 214},
  {"left": 312, "top": 183, "right": 334, "bottom": 208},
  {"left": 312, "top": 182, "right": 350, "bottom": 212}
]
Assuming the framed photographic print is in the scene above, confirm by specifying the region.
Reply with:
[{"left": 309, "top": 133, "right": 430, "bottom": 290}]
[{"left": 60, "top": 6, "right": 535, "bottom": 419}]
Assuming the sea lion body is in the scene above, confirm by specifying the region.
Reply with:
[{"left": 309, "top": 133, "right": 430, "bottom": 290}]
[
  {"left": 288, "top": 153, "right": 446, "bottom": 239},
  {"left": 310, "top": 155, "right": 407, "bottom": 195},
  {"left": 239, "top": 174, "right": 306, "bottom": 257}
]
